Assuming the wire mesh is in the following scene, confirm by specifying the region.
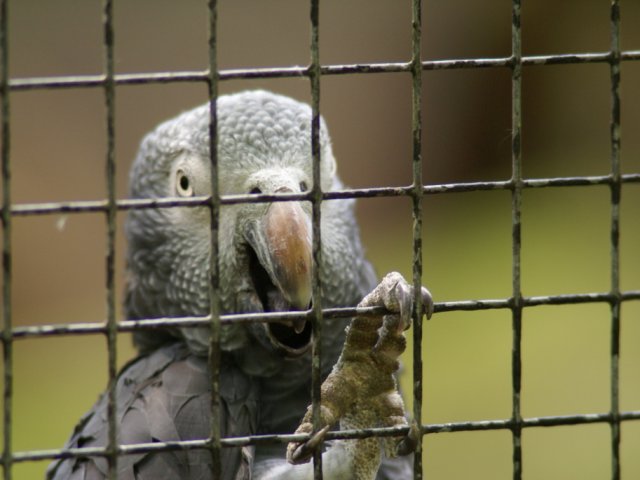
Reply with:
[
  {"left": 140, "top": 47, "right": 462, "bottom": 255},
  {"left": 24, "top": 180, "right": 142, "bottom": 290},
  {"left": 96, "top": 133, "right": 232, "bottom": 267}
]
[{"left": 2, "top": 1, "right": 640, "bottom": 479}]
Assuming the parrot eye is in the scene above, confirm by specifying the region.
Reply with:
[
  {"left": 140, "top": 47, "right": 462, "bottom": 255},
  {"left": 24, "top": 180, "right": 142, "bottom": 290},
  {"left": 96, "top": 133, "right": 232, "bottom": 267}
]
[
  {"left": 299, "top": 181, "right": 308, "bottom": 192},
  {"left": 250, "top": 187, "right": 262, "bottom": 195},
  {"left": 176, "top": 170, "right": 193, "bottom": 197}
]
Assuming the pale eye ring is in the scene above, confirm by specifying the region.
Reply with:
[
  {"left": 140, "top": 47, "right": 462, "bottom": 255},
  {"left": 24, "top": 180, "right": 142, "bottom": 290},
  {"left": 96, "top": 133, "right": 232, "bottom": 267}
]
[{"left": 176, "top": 169, "right": 193, "bottom": 197}]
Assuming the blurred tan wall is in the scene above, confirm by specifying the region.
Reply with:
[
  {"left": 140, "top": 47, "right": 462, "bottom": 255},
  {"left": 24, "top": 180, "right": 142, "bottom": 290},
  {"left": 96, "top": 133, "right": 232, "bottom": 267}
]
[{"left": 1, "top": 0, "right": 639, "bottom": 478}]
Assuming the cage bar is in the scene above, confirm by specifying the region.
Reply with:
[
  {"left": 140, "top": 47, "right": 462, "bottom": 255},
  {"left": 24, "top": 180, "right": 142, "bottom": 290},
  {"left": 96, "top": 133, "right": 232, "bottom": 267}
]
[
  {"left": 2, "top": 288, "right": 639, "bottom": 341},
  {"left": 410, "top": 0, "right": 425, "bottom": 479},
  {"left": 206, "top": 0, "right": 223, "bottom": 477},
  {"left": 5, "top": 408, "right": 640, "bottom": 468},
  {"left": 0, "top": 0, "right": 11, "bottom": 478},
  {"left": 309, "top": 0, "right": 325, "bottom": 478},
  {"left": 3, "top": 172, "right": 640, "bottom": 219},
  {"left": 101, "top": 1, "right": 119, "bottom": 479},
  {"left": 608, "top": 1, "right": 622, "bottom": 479},
  {"left": 5, "top": 50, "right": 640, "bottom": 92},
  {"left": 510, "top": 0, "right": 524, "bottom": 478}
]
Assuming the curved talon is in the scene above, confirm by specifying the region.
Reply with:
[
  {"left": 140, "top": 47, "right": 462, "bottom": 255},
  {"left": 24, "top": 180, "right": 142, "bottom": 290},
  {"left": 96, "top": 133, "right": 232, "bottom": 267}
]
[
  {"left": 394, "top": 281, "right": 434, "bottom": 327},
  {"left": 421, "top": 286, "right": 434, "bottom": 320},
  {"left": 395, "top": 421, "right": 420, "bottom": 457},
  {"left": 394, "top": 281, "right": 413, "bottom": 332},
  {"left": 287, "top": 425, "right": 331, "bottom": 465}
]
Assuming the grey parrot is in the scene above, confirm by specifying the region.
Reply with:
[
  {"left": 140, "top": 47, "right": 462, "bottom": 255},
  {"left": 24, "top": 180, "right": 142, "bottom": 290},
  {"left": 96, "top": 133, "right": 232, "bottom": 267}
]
[{"left": 47, "top": 90, "right": 432, "bottom": 480}]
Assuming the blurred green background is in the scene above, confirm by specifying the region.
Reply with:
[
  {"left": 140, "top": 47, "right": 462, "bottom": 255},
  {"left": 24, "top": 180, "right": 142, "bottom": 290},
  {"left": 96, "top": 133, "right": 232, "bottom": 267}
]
[{"left": 2, "top": 0, "right": 640, "bottom": 478}]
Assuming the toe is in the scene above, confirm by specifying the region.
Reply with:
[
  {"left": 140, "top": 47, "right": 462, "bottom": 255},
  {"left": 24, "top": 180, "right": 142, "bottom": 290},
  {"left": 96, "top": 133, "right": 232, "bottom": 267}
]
[
  {"left": 287, "top": 425, "right": 331, "bottom": 465},
  {"left": 393, "top": 280, "right": 413, "bottom": 331},
  {"left": 421, "top": 286, "right": 434, "bottom": 320},
  {"left": 395, "top": 421, "right": 420, "bottom": 456}
]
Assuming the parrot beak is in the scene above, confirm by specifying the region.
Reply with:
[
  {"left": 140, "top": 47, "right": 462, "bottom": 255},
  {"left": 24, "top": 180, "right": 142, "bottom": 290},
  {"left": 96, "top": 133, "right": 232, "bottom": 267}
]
[
  {"left": 261, "top": 199, "right": 313, "bottom": 311},
  {"left": 244, "top": 195, "right": 313, "bottom": 355}
]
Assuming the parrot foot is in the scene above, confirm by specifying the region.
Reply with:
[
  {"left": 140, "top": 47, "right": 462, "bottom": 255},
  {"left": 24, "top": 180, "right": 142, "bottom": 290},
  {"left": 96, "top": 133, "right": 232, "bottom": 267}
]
[{"left": 286, "top": 272, "right": 432, "bottom": 479}]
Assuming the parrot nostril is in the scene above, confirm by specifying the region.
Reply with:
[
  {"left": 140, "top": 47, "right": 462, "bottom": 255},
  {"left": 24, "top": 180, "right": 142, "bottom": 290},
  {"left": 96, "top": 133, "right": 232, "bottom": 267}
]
[
  {"left": 250, "top": 187, "right": 262, "bottom": 194},
  {"left": 299, "top": 181, "right": 308, "bottom": 192}
]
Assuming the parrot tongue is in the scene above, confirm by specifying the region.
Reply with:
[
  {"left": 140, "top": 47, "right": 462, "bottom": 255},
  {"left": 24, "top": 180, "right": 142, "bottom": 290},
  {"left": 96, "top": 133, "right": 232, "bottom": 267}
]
[{"left": 292, "top": 318, "right": 307, "bottom": 334}]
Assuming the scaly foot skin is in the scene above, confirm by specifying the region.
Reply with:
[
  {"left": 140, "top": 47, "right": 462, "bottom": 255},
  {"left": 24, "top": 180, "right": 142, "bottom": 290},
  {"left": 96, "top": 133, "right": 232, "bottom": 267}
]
[{"left": 287, "top": 272, "right": 433, "bottom": 479}]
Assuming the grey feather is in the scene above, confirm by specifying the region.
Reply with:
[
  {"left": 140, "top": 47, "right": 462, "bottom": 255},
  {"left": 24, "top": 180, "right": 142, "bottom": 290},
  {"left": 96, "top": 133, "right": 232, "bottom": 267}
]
[{"left": 47, "top": 342, "right": 258, "bottom": 480}]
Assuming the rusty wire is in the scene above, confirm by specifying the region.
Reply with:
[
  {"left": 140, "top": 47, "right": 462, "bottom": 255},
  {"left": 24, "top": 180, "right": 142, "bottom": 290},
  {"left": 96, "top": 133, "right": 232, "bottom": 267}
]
[{"left": 2, "top": 0, "right": 640, "bottom": 479}]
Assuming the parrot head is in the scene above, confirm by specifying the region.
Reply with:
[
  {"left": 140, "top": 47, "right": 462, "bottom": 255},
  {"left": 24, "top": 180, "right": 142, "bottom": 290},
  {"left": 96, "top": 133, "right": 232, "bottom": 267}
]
[{"left": 125, "top": 90, "right": 339, "bottom": 357}]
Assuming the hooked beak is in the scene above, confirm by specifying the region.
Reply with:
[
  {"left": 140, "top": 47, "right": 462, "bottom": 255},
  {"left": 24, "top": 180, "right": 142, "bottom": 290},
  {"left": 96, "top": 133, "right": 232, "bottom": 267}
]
[
  {"left": 262, "top": 199, "right": 312, "bottom": 312},
  {"left": 244, "top": 196, "right": 313, "bottom": 353}
]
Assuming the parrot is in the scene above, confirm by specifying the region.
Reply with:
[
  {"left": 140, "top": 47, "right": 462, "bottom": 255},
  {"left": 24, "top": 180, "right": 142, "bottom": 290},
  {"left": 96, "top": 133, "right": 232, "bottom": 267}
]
[{"left": 46, "top": 90, "right": 433, "bottom": 480}]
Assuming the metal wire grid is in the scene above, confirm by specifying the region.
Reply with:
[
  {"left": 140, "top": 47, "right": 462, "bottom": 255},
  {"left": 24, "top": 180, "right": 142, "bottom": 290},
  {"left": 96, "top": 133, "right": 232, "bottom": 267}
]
[{"left": 1, "top": 0, "right": 640, "bottom": 479}]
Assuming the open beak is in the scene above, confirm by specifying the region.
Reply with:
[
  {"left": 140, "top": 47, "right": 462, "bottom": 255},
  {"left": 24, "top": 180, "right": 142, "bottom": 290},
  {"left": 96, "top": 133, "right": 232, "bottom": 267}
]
[
  {"left": 261, "top": 199, "right": 312, "bottom": 312},
  {"left": 244, "top": 197, "right": 313, "bottom": 350}
]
